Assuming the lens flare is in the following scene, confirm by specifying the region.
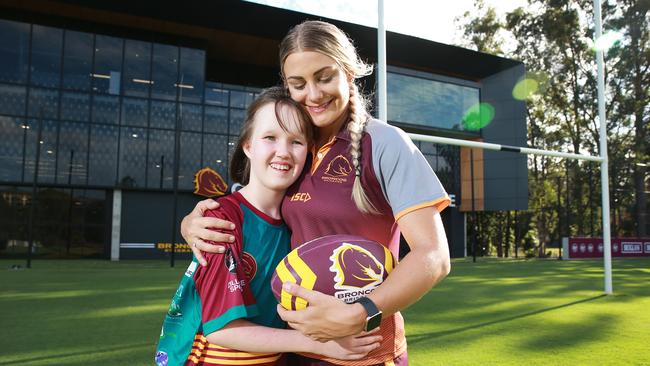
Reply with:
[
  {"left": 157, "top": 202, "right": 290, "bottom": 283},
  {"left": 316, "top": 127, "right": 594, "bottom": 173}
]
[
  {"left": 593, "top": 31, "right": 623, "bottom": 52},
  {"left": 512, "top": 78, "right": 539, "bottom": 101},
  {"left": 462, "top": 103, "right": 495, "bottom": 131}
]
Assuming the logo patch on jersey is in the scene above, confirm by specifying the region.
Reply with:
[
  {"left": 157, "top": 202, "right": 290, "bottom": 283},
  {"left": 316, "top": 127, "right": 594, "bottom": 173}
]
[
  {"left": 290, "top": 192, "right": 312, "bottom": 202},
  {"left": 329, "top": 243, "right": 384, "bottom": 302},
  {"left": 224, "top": 248, "right": 237, "bottom": 273},
  {"left": 322, "top": 155, "right": 351, "bottom": 183},
  {"left": 228, "top": 279, "right": 246, "bottom": 292},
  {"left": 155, "top": 351, "right": 168, "bottom": 366},
  {"left": 241, "top": 252, "right": 257, "bottom": 281},
  {"left": 167, "top": 300, "right": 182, "bottom": 317}
]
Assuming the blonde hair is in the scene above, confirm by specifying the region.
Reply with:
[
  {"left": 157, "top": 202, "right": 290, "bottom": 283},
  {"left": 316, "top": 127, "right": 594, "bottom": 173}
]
[{"left": 279, "top": 20, "right": 379, "bottom": 214}]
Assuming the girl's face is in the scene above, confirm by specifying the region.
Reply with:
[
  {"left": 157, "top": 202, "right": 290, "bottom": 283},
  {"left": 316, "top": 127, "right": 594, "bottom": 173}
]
[
  {"left": 283, "top": 51, "right": 351, "bottom": 139},
  {"left": 243, "top": 103, "right": 309, "bottom": 193}
]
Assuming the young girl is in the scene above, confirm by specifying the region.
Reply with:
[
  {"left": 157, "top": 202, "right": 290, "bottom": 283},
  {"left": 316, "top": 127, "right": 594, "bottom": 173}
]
[
  {"left": 155, "top": 87, "right": 381, "bottom": 366},
  {"left": 182, "top": 21, "right": 451, "bottom": 366}
]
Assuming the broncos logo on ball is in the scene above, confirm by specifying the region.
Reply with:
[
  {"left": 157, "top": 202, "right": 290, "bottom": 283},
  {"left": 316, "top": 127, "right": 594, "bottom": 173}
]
[{"left": 329, "top": 243, "right": 384, "bottom": 290}]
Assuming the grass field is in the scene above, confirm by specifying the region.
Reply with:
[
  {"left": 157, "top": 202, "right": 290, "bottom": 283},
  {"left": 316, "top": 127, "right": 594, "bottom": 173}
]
[{"left": 0, "top": 258, "right": 648, "bottom": 365}]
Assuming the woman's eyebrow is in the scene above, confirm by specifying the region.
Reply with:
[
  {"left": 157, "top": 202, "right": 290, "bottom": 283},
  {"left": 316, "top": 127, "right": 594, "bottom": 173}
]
[{"left": 286, "top": 66, "right": 335, "bottom": 81}]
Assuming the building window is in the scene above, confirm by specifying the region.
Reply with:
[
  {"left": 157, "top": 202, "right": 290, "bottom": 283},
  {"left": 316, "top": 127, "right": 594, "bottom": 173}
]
[
  {"left": 205, "top": 83, "right": 228, "bottom": 106},
  {"left": 23, "top": 119, "right": 58, "bottom": 184},
  {"left": 0, "top": 18, "right": 262, "bottom": 190},
  {"left": 204, "top": 105, "right": 228, "bottom": 134},
  {"left": 121, "top": 97, "right": 148, "bottom": 127},
  {"left": 123, "top": 40, "right": 152, "bottom": 98},
  {"left": 202, "top": 133, "right": 229, "bottom": 184},
  {"left": 179, "top": 103, "right": 202, "bottom": 131},
  {"left": 118, "top": 127, "right": 147, "bottom": 187},
  {"left": 0, "top": 84, "right": 27, "bottom": 116},
  {"left": 88, "top": 123, "right": 118, "bottom": 186},
  {"left": 388, "top": 72, "right": 479, "bottom": 132},
  {"left": 30, "top": 25, "right": 63, "bottom": 88},
  {"left": 93, "top": 35, "right": 122, "bottom": 95},
  {"left": 150, "top": 100, "right": 176, "bottom": 130},
  {"left": 178, "top": 47, "right": 205, "bottom": 103},
  {"left": 0, "top": 20, "right": 30, "bottom": 84},
  {"left": 147, "top": 129, "right": 175, "bottom": 189},
  {"left": 28, "top": 88, "right": 59, "bottom": 119},
  {"left": 56, "top": 121, "right": 89, "bottom": 185},
  {"left": 91, "top": 94, "right": 120, "bottom": 124},
  {"left": 62, "top": 31, "right": 93, "bottom": 91},
  {"left": 0, "top": 116, "right": 26, "bottom": 182},
  {"left": 179, "top": 132, "right": 202, "bottom": 189},
  {"left": 60, "top": 92, "right": 90, "bottom": 122},
  {"left": 229, "top": 109, "right": 246, "bottom": 136},
  {"left": 151, "top": 44, "right": 178, "bottom": 101}
]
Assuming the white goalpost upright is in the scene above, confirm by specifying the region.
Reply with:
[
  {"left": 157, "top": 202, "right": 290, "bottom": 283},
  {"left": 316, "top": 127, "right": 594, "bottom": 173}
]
[
  {"left": 593, "top": 0, "right": 613, "bottom": 295},
  {"left": 376, "top": 0, "right": 614, "bottom": 294}
]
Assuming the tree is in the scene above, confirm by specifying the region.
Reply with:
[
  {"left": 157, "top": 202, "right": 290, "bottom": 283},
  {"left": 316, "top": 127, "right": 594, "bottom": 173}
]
[
  {"left": 607, "top": 0, "right": 649, "bottom": 236},
  {"left": 456, "top": 0, "right": 505, "bottom": 55},
  {"left": 456, "top": 0, "right": 649, "bottom": 257}
]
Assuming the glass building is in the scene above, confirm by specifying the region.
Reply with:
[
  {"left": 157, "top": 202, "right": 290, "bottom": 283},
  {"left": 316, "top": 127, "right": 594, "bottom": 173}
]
[{"left": 0, "top": 1, "right": 527, "bottom": 260}]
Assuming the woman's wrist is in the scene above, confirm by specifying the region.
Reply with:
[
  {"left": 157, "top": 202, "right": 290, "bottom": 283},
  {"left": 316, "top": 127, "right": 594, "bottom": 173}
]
[{"left": 349, "top": 302, "right": 368, "bottom": 332}]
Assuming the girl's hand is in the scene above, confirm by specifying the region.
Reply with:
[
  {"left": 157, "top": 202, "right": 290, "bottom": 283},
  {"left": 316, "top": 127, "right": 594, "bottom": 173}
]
[
  {"left": 181, "top": 199, "right": 236, "bottom": 266},
  {"left": 319, "top": 331, "right": 382, "bottom": 360},
  {"left": 277, "top": 283, "right": 367, "bottom": 342}
]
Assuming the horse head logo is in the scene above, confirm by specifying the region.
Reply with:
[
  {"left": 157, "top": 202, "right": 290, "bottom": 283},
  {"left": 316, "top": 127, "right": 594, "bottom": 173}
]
[
  {"left": 324, "top": 155, "right": 352, "bottom": 178},
  {"left": 329, "top": 243, "right": 384, "bottom": 290},
  {"left": 194, "top": 167, "right": 228, "bottom": 197}
]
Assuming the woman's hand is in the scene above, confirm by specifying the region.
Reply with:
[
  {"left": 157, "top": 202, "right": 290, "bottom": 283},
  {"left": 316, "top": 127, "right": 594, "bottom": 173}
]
[
  {"left": 276, "top": 283, "right": 367, "bottom": 342},
  {"left": 319, "top": 331, "right": 382, "bottom": 360},
  {"left": 181, "top": 199, "right": 236, "bottom": 266}
]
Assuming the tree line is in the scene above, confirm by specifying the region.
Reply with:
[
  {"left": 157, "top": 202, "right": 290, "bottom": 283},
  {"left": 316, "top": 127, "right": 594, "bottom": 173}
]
[{"left": 456, "top": 0, "right": 649, "bottom": 257}]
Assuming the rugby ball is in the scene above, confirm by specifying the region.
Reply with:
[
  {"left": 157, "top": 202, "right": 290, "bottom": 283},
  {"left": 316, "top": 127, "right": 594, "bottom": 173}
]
[{"left": 271, "top": 234, "right": 396, "bottom": 310}]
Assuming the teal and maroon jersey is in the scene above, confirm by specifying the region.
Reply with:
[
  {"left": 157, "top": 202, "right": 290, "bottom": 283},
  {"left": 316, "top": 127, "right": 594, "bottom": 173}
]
[
  {"left": 156, "top": 191, "right": 290, "bottom": 366},
  {"left": 281, "top": 118, "right": 450, "bottom": 365}
]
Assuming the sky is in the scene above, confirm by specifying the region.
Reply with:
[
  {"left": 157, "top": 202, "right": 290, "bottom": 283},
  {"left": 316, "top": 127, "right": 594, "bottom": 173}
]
[{"left": 246, "top": 0, "right": 527, "bottom": 46}]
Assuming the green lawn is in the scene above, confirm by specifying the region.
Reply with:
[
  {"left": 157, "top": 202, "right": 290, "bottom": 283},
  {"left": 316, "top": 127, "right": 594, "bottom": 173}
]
[{"left": 0, "top": 258, "right": 648, "bottom": 365}]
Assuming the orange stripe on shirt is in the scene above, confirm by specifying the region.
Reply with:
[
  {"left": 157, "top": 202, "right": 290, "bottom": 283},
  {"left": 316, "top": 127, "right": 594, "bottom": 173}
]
[
  {"left": 310, "top": 137, "right": 337, "bottom": 173},
  {"left": 394, "top": 195, "right": 451, "bottom": 222}
]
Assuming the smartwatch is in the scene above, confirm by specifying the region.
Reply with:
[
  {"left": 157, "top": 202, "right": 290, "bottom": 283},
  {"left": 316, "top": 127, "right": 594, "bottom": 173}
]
[{"left": 354, "top": 296, "right": 382, "bottom": 331}]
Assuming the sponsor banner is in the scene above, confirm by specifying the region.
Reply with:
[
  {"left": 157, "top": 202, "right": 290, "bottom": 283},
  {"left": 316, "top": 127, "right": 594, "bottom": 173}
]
[
  {"left": 564, "top": 237, "right": 650, "bottom": 259},
  {"left": 120, "top": 242, "right": 193, "bottom": 260}
]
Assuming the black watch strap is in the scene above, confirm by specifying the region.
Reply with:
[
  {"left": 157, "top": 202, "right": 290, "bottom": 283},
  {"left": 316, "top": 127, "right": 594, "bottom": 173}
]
[{"left": 354, "top": 297, "right": 382, "bottom": 331}]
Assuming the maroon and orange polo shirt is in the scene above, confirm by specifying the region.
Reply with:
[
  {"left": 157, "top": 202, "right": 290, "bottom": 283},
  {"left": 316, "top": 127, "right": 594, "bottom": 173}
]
[{"left": 282, "top": 118, "right": 450, "bottom": 365}]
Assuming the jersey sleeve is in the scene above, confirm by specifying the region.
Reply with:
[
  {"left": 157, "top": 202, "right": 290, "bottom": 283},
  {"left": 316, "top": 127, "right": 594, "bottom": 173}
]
[
  {"left": 367, "top": 119, "right": 450, "bottom": 220},
  {"left": 192, "top": 205, "right": 259, "bottom": 335}
]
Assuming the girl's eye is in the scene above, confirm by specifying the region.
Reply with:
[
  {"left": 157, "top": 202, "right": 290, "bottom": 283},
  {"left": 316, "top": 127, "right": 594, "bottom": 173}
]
[
  {"left": 292, "top": 140, "right": 305, "bottom": 146},
  {"left": 264, "top": 136, "right": 276, "bottom": 141},
  {"left": 319, "top": 76, "right": 333, "bottom": 83}
]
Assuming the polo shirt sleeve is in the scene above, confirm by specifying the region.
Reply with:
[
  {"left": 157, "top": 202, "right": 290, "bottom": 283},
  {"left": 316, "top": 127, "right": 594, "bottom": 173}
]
[
  {"left": 367, "top": 119, "right": 450, "bottom": 220},
  {"left": 192, "top": 206, "right": 259, "bottom": 335}
]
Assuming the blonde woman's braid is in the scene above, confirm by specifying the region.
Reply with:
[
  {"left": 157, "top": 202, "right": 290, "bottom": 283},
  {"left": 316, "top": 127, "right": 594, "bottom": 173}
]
[{"left": 347, "top": 82, "right": 379, "bottom": 215}]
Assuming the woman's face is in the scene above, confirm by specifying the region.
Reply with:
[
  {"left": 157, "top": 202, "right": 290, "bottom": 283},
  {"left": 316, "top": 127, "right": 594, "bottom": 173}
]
[
  {"left": 243, "top": 103, "right": 308, "bottom": 193},
  {"left": 283, "top": 51, "right": 351, "bottom": 138}
]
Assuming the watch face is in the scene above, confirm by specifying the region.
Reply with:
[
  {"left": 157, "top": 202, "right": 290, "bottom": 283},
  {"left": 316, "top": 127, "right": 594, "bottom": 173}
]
[{"left": 366, "top": 312, "right": 382, "bottom": 331}]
